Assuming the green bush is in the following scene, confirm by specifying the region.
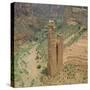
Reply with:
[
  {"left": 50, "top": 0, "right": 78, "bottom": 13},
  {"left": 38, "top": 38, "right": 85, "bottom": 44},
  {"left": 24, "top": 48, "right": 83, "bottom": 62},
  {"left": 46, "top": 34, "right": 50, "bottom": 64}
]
[{"left": 37, "top": 65, "right": 41, "bottom": 69}]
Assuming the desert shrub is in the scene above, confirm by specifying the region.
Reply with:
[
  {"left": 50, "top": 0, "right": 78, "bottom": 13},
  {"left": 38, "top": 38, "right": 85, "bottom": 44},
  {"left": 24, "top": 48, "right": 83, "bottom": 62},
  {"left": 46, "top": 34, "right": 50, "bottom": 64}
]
[
  {"left": 36, "top": 55, "right": 39, "bottom": 60},
  {"left": 64, "top": 64, "right": 76, "bottom": 79},
  {"left": 41, "top": 67, "right": 48, "bottom": 76},
  {"left": 23, "top": 68, "right": 29, "bottom": 74},
  {"left": 37, "top": 65, "right": 41, "bottom": 69},
  {"left": 30, "top": 79, "right": 35, "bottom": 86}
]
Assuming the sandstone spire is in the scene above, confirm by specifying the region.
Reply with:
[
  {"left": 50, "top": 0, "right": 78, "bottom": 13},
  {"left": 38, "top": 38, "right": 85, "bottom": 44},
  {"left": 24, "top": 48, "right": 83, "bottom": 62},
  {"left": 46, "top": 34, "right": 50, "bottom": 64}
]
[{"left": 48, "top": 20, "right": 63, "bottom": 76}]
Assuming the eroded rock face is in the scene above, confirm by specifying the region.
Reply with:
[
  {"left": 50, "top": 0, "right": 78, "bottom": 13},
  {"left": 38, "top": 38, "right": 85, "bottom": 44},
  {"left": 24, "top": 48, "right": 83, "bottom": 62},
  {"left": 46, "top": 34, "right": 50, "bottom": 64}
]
[{"left": 48, "top": 20, "right": 63, "bottom": 76}]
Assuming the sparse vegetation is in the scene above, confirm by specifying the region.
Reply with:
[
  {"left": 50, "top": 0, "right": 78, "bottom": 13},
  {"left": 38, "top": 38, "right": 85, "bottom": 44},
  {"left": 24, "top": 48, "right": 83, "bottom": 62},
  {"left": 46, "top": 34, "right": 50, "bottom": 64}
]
[
  {"left": 41, "top": 67, "right": 48, "bottom": 76},
  {"left": 30, "top": 79, "right": 35, "bottom": 86},
  {"left": 13, "top": 3, "right": 87, "bottom": 87},
  {"left": 42, "top": 63, "right": 87, "bottom": 85}
]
